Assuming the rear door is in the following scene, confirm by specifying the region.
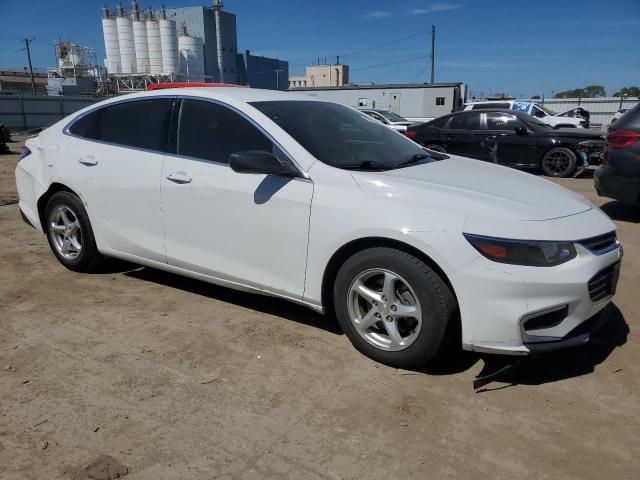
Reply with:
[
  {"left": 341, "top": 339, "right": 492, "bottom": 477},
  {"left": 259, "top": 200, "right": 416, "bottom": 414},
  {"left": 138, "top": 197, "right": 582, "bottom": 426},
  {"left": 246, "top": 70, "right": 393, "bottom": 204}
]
[
  {"left": 441, "top": 112, "right": 486, "bottom": 159},
  {"left": 68, "top": 98, "right": 174, "bottom": 262}
]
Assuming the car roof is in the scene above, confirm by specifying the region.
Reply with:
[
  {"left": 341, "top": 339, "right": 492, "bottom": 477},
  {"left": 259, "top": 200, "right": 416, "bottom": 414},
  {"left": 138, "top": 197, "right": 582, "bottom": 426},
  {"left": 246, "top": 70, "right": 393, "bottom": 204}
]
[
  {"left": 101, "top": 87, "right": 330, "bottom": 105},
  {"left": 450, "top": 108, "right": 530, "bottom": 118}
]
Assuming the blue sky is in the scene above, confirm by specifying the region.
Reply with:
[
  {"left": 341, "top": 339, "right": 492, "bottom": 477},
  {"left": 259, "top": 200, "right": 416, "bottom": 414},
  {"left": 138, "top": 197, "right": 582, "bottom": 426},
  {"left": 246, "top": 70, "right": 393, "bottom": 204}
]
[{"left": 1, "top": 0, "right": 638, "bottom": 97}]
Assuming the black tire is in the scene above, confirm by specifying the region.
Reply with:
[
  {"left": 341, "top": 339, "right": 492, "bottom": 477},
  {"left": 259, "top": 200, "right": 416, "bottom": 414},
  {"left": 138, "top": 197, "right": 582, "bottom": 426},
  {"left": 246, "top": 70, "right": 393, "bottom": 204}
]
[
  {"left": 44, "top": 191, "right": 104, "bottom": 272},
  {"left": 333, "top": 247, "right": 457, "bottom": 369},
  {"left": 541, "top": 147, "right": 577, "bottom": 177},
  {"left": 424, "top": 143, "right": 447, "bottom": 153}
]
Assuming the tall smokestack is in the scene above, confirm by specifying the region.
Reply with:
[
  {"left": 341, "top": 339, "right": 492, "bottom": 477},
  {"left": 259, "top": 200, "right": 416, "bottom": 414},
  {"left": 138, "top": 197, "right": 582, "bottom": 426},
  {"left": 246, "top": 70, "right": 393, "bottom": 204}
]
[{"left": 213, "top": 0, "right": 224, "bottom": 82}]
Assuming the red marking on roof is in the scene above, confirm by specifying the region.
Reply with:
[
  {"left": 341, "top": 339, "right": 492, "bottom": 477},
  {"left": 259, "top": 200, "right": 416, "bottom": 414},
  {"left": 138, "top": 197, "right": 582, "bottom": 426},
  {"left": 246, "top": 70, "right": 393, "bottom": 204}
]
[{"left": 146, "top": 82, "right": 247, "bottom": 91}]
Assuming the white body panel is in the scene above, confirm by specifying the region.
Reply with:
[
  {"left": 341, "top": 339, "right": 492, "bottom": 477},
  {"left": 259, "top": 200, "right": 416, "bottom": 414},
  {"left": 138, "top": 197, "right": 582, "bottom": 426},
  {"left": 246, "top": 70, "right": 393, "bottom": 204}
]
[
  {"left": 15, "top": 88, "right": 619, "bottom": 356},
  {"left": 101, "top": 18, "right": 121, "bottom": 74},
  {"left": 178, "top": 35, "right": 205, "bottom": 82},
  {"left": 116, "top": 16, "right": 137, "bottom": 74},
  {"left": 132, "top": 20, "right": 150, "bottom": 74},
  {"left": 464, "top": 101, "right": 584, "bottom": 128},
  {"left": 146, "top": 20, "right": 163, "bottom": 75},
  {"left": 159, "top": 19, "right": 179, "bottom": 76}
]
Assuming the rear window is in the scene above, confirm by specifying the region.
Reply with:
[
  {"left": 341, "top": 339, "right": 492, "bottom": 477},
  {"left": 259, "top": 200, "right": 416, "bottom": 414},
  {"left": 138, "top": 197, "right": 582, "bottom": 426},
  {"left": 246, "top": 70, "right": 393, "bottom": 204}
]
[
  {"left": 471, "top": 103, "right": 510, "bottom": 110},
  {"left": 98, "top": 99, "right": 173, "bottom": 151},
  {"left": 69, "top": 109, "right": 103, "bottom": 140}
]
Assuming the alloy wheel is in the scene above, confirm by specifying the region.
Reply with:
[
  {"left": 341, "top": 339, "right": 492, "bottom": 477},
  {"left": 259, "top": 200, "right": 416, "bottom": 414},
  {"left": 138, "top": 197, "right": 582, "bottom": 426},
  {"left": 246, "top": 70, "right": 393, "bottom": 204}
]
[
  {"left": 543, "top": 150, "right": 572, "bottom": 176},
  {"left": 48, "top": 205, "right": 83, "bottom": 260},
  {"left": 347, "top": 268, "right": 423, "bottom": 351}
]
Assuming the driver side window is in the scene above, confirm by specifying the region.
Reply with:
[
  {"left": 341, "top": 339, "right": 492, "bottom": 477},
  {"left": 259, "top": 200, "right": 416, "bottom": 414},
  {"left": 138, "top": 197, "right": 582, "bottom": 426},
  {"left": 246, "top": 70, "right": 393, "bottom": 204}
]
[
  {"left": 178, "top": 99, "right": 273, "bottom": 163},
  {"left": 532, "top": 106, "right": 546, "bottom": 118}
]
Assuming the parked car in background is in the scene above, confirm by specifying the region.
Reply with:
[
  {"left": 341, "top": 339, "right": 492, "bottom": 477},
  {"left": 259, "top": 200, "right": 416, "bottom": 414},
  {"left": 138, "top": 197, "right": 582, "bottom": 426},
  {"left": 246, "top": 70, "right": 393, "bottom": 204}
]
[
  {"left": 595, "top": 103, "right": 640, "bottom": 204},
  {"left": 360, "top": 109, "right": 415, "bottom": 134},
  {"left": 609, "top": 108, "right": 630, "bottom": 125},
  {"left": 464, "top": 100, "right": 589, "bottom": 128},
  {"left": 408, "top": 109, "right": 605, "bottom": 177},
  {"left": 16, "top": 87, "right": 621, "bottom": 368}
]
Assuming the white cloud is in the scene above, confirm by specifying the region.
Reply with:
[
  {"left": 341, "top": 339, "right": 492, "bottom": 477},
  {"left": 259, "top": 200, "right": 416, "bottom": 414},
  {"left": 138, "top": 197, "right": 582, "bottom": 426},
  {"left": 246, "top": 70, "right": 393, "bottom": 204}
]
[
  {"left": 411, "top": 3, "right": 462, "bottom": 15},
  {"left": 363, "top": 10, "right": 392, "bottom": 19}
]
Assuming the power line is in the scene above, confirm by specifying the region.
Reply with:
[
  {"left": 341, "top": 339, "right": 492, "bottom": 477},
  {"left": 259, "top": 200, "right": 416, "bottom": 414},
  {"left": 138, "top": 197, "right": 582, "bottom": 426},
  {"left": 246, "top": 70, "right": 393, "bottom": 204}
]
[
  {"left": 338, "top": 28, "right": 432, "bottom": 59},
  {"left": 350, "top": 55, "right": 428, "bottom": 73}
]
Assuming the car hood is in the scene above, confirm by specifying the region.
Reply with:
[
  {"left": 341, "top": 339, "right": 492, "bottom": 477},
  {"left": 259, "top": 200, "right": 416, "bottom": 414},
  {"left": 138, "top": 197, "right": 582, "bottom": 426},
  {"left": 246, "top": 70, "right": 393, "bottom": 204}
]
[
  {"left": 551, "top": 128, "right": 605, "bottom": 139},
  {"left": 351, "top": 156, "right": 593, "bottom": 222}
]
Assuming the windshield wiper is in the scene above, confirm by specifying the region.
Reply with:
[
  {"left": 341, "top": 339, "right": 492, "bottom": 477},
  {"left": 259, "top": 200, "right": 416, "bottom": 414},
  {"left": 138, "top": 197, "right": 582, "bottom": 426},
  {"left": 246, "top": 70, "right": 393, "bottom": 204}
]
[
  {"left": 340, "top": 160, "right": 392, "bottom": 171},
  {"left": 397, "top": 153, "right": 433, "bottom": 167}
]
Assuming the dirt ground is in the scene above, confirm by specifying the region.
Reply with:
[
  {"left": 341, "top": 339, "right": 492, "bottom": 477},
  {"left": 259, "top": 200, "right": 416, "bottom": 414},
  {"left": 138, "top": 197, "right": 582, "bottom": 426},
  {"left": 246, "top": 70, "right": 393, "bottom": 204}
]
[{"left": 1, "top": 135, "right": 639, "bottom": 479}]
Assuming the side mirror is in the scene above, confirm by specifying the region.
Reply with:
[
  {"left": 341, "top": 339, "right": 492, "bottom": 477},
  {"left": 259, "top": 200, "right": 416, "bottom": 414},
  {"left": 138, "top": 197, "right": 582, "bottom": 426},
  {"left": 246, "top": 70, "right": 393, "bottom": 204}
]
[
  {"left": 229, "top": 150, "right": 298, "bottom": 177},
  {"left": 515, "top": 126, "right": 528, "bottom": 136}
]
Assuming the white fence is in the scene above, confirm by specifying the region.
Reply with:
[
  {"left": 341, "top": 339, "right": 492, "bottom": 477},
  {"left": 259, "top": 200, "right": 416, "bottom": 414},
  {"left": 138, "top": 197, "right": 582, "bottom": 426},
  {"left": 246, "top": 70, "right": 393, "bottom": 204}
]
[{"left": 538, "top": 97, "right": 638, "bottom": 127}]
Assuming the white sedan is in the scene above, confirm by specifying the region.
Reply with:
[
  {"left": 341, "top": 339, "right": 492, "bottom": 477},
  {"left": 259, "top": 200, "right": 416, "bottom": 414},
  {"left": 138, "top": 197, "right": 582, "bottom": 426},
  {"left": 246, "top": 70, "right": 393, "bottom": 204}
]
[{"left": 15, "top": 87, "right": 622, "bottom": 368}]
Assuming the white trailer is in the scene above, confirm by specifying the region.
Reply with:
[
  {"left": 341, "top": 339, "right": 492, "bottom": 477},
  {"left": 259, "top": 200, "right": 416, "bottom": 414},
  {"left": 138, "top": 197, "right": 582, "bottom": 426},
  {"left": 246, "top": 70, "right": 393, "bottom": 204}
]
[{"left": 289, "top": 83, "right": 466, "bottom": 123}]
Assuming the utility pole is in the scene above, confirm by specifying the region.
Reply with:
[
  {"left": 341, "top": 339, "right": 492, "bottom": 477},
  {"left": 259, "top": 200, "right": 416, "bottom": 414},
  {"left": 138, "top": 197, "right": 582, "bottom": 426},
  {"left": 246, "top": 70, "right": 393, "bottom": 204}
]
[
  {"left": 24, "top": 38, "right": 36, "bottom": 95},
  {"left": 274, "top": 68, "right": 283, "bottom": 90},
  {"left": 430, "top": 25, "right": 435, "bottom": 84}
]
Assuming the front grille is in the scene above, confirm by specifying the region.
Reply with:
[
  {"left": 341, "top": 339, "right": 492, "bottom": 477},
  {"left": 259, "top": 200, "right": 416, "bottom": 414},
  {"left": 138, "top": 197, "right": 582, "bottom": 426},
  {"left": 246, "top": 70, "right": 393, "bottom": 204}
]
[
  {"left": 588, "top": 262, "right": 620, "bottom": 302},
  {"left": 578, "top": 231, "right": 618, "bottom": 255}
]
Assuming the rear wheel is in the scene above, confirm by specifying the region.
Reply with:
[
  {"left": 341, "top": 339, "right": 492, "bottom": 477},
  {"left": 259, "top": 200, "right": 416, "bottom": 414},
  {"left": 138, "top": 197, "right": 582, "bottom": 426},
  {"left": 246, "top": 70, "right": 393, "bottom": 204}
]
[
  {"left": 44, "top": 191, "right": 104, "bottom": 272},
  {"left": 333, "top": 247, "right": 456, "bottom": 369},
  {"left": 541, "top": 147, "right": 577, "bottom": 177}
]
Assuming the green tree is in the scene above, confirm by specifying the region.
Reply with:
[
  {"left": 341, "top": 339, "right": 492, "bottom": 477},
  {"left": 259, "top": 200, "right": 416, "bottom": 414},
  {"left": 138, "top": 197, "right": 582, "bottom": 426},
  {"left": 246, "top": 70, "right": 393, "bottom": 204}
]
[
  {"left": 613, "top": 86, "right": 640, "bottom": 98},
  {"left": 531, "top": 95, "right": 541, "bottom": 99},
  {"left": 554, "top": 85, "right": 606, "bottom": 98}
]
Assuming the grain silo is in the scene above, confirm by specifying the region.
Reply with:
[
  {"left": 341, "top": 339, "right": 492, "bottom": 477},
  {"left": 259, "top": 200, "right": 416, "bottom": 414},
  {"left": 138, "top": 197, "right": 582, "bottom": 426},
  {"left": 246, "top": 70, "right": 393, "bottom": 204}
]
[
  {"left": 178, "top": 24, "right": 205, "bottom": 82},
  {"left": 158, "top": 7, "right": 179, "bottom": 77},
  {"left": 101, "top": 6, "right": 121, "bottom": 74},
  {"left": 116, "top": 4, "right": 137, "bottom": 74},
  {"left": 146, "top": 8, "right": 163, "bottom": 75},
  {"left": 131, "top": 0, "right": 149, "bottom": 74}
]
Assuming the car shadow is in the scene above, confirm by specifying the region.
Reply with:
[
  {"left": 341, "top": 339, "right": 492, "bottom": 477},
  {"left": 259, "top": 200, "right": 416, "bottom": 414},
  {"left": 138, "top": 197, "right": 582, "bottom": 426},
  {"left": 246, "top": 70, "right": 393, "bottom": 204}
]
[
  {"left": 600, "top": 200, "right": 640, "bottom": 223},
  {"left": 123, "top": 266, "right": 343, "bottom": 335},
  {"left": 416, "top": 303, "right": 628, "bottom": 390}
]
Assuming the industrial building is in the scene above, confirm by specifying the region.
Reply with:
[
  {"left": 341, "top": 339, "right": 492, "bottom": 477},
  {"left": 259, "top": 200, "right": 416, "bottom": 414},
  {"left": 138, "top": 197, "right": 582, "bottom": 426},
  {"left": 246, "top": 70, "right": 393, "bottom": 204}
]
[
  {"left": 289, "top": 63, "right": 349, "bottom": 88},
  {"left": 100, "top": 1, "right": 289, "bottom": 91},
  {"left": 46, "top": 41, "right": 100, "bottom": 96},
  {"left": 290, "top": 83, "right": 467, "bottom": 122},
  {"left": 0, "top": 69, "right": 48, "bottom": 94}
]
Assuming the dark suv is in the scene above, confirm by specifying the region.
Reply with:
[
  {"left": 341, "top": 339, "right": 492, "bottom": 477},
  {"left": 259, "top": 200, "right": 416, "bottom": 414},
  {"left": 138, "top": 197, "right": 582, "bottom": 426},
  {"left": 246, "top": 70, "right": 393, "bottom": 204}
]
[{"left": 595, "top": 104, "right": 640, "bottom": 204}]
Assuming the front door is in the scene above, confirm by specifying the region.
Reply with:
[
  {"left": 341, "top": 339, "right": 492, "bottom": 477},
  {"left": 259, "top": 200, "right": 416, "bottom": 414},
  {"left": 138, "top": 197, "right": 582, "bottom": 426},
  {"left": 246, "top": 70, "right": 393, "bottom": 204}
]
[
  {"left": 160, "top": 98, "right": 313, "bottom": 299},
  {"left": 483, "top": 112, "right": 540, "bottom": 167}
]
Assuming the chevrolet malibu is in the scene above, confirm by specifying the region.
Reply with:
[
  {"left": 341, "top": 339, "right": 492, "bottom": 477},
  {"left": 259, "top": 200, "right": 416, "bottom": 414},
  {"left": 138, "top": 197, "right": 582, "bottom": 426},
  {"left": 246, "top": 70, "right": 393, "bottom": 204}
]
[{"left": 15, "top": 87, "right": 622, "bottom": 368}]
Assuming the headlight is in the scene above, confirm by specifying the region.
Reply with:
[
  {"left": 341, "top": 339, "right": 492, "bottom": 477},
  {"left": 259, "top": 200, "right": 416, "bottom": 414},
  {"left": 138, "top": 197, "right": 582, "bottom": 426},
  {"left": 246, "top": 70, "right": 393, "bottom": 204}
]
[{"left": 464, "top": 234, "right": 576, "bottom": 267}]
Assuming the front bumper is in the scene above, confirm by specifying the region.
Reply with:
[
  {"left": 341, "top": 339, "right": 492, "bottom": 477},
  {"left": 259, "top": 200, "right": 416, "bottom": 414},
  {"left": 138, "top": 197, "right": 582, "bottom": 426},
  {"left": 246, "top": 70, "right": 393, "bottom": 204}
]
[{"left": 451, "top": 240, "right": 622, "bottom": 355}]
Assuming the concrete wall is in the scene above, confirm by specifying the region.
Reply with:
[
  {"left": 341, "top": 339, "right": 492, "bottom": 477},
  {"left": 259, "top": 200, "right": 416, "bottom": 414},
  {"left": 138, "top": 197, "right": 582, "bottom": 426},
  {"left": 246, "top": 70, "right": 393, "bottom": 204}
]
[{"left": 0, "top": 95, "right": 103, "bottom": 131}]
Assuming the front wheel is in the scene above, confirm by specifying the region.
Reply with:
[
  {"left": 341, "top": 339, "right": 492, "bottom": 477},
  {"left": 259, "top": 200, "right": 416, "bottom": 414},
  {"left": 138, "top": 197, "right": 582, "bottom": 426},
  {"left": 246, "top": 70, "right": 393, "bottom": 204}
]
[
  {"left": 333, "top": 247, "right": 456, "bottom": 369},
  {"left": 541, "top": 147, "right": 577, "bottom": 177}
]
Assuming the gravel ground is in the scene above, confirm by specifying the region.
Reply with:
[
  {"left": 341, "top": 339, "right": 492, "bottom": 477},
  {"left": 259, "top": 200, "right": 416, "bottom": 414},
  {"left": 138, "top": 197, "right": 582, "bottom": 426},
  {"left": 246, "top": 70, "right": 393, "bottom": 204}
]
[{"left": 1, "top": 136, "right": 639, "bottom": 479}]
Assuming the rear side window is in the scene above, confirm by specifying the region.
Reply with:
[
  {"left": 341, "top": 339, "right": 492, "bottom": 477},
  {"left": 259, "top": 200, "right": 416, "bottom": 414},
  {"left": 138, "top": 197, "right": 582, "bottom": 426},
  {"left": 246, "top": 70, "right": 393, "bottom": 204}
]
[
  {"left": 69, "top": 109, "right": 103, "bottom": 140},
  {"left": 177, "top": 99, "right": 273, "bottom": 163},
  {"left": 428, "top": 116, "right": 449, "bottom": 128},
  {"left": 448, "top": 113, "right": 481, "bottom": 130},
  {"left": 99, "top": 99, "right": 173, "bottom": 151}
]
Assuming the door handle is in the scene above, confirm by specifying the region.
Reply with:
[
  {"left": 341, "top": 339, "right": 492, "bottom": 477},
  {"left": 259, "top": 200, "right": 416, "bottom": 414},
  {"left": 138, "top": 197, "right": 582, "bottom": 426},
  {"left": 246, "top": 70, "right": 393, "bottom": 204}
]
[
  {"left": 78, "top": 155, "right": 98, "bottom": 166},
  {"left": 166, "top": 171, "right": 192, "bottom": 184}
]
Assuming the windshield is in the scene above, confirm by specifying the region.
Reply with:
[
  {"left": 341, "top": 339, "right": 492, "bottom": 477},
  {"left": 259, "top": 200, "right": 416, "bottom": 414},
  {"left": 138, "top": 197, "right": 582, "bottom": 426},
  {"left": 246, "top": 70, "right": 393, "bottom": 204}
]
[
  {"left": 251, "top": 101, "right": 443, "bottom": 170},
  {"left": 536, "top": 104, "right": 557, "bottom": 116},
  {"left": 377, "top": 110, "right": 408, "bottom": 122}
]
